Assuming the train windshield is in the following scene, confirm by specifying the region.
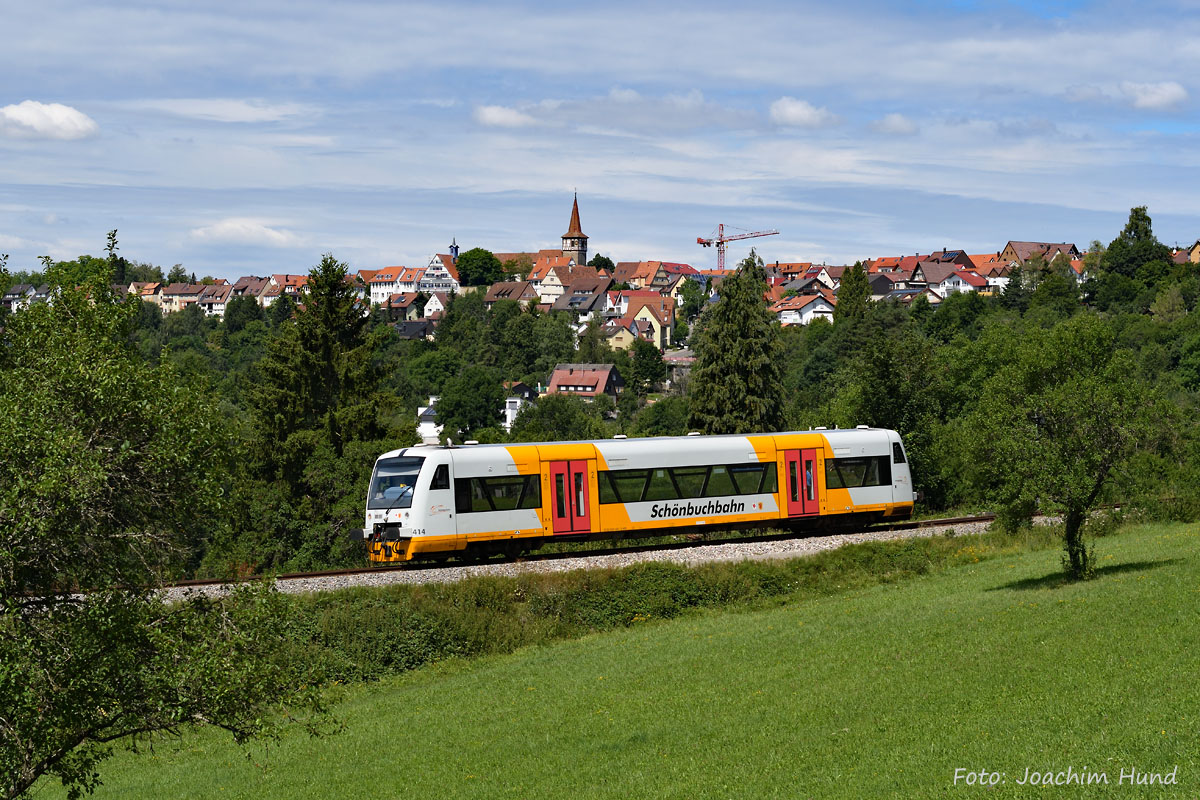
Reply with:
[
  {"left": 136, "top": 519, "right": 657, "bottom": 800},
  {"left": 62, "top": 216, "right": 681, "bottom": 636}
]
[{"left": 367, "top": 456, "right": 425, "bottom": 510}]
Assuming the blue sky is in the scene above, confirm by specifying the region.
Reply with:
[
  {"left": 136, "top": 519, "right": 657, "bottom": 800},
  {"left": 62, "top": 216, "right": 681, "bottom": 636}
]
[{"left": 2, "top": 0, "right": 1198, "bottom": 280}]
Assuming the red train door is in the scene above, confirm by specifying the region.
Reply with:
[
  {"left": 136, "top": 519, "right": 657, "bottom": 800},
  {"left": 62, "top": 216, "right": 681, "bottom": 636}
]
[
  {"left": 784, "top": 449, "right": 820, "bottom": 517},
  {"left": 549, "top": 460, "right": 592, "bottom": 534}
]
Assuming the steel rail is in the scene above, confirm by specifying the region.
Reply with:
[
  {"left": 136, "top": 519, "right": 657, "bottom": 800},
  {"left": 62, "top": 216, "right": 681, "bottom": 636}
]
[{"left": 166, "top": 511, "right": 1000, "bottom": 591}]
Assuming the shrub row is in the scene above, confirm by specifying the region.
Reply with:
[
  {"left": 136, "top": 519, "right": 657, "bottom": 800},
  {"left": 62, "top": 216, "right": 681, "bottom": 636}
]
[{"left": 278, "top": 523, "right": 1066, "bottom": 685}]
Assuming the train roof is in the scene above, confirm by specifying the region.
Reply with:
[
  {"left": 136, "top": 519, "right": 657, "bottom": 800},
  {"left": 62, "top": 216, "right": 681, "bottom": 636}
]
[{"left": 376, "top": 427, "right": 899, "bottom": 462}]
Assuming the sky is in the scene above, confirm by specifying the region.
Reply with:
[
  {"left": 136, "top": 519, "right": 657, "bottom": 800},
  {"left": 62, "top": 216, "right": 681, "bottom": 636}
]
[{"left": 2, "top": 0, "right": 1199, "bottom": 281}]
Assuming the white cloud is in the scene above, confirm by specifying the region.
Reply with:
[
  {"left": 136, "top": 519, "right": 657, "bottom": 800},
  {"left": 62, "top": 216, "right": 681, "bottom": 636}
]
[
  {"left": 188, "top": 218, "right": 301, "bottom": 247},
  {"left": 126, "top": 98, "right": 311, "bottom": 123},
  {"left": 872, "top": 113, "right": 918, "bottom": 135},
  {"left": 474, "top": 105, "right": 536, "bottom": 127},
  {"left": 770, "top": 97, "right": 838, "bottom": 128},
  {"left": 0, "top": 101, "right": 97, "bottom": 140},
  {"left": 608, "top": 87, "right": 640, "bottom": 103},
  {"left": 1066, "top": 81, "right": 1188, "bottom": 110},
  {"left": 1120, "top": 80, "right": 1187, "bottom": 110}
]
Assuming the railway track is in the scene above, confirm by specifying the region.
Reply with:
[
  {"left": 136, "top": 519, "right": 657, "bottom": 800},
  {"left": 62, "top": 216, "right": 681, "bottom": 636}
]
[{"left": 166, "top": 511, "right": 1002, "bottom": 598}]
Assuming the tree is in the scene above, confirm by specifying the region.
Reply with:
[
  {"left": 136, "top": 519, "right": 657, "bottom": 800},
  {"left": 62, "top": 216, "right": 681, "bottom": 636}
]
[
  {"left": 509, "top": 394, "right": 608, "bottom": 442},
  {"left": 0, "top": 278, "right": 322, "bottom": 800},
  {"left": 454, "top": 247, "right": 503, "bottom": 286},
  {"left": 587, "top": 254, "right": 615, "bottom": 272},
  {"left": 167, "top": 264, "right": 189, "bottom": 284},
  {"left": 436, "top": 365, "right": 505, "bottom": 440},
  {"left": 1103, "top": 206, "right": 1173, "bottom": 285},
  {"left": 223, "top": 294, "right": 265, "bottom": 334},
  {"left": 268, "top": 293, "right": 295, "bottom": 326},
  {"left": 630, "top": 338, "right": 666, "bottom": 394},
  {"left": 834, "top": 261, "right": 869, "bottom": 322},
  {"left": 688, "top": 250, "right": 786, "bottom": 434},
  {"left": 252, "top": 254, "right": 389, "bottom": 478},
  {"left": 631, "top": 395, "right": 690, "bottom": 437},
  {"left": 677, "top": 278, "right": 706, "bottom": 323},
  {"left": 958, "top": 315, "right": 1165, "bottom": 579}
]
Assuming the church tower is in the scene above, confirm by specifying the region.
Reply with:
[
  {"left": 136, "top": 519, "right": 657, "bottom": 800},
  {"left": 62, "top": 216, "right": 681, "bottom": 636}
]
[{"left": 561, "top": 194, "right": 588, "bottom": 266}]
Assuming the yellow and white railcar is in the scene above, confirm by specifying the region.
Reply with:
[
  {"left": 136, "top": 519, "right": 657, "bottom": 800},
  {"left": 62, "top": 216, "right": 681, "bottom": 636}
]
[{"left": 357, "top": 427, "right": 916, "bottom": 562}]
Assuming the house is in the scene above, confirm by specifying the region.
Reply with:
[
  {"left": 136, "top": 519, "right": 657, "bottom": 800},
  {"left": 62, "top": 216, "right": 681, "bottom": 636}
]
[
  {"left": 501, "top": 381, "right": 539, "bottom": 432},
  {"left": 546, "top": 363, "right": 625, "bottom": 400},
  {"left": 395, "top": 267, "right": 427, "bottom": 294},
  {"left": 230, "top": 276, "right": 270, "bottom": 300},
  {"left": 419, "top": 253, "right": 461, "bottom": 295},
  {"left": 924, "top": 249, "right": 976, "bottom": 269},
  {"left": 2, "top": 283, "right": 35, "bottom": 312},
  {"left": 258, "top": 284, "right": 283, "bottom": 307},
  {"left": 270, "top": 274, "right": 308, "bottom": 297},
  {"left": 484, "top": 280, "right": 541, "bottom": 309},
  {"left": 386, "top": 292, "right": 422, "bottom": 321},
  {"left": 999, "top": 241, "right": 1080, "bottom": 266},
  {"left": 869, "top": 272, "right": 903, "bottom": 301},
  {"left": 394, "top": 319, "right": 434, "bottom": 340},
  {"left": 929, "top": 268, "right": 988, "bottom": 297},
  {"left": 910, "top": 262, "right": 977, "bottom": 294},
  {"left": 197, "top": 283, "right": 233, "bottom": 317},
  {"left": 369, "top": 268, "right": 403, "bottom": 306},
  {"left": 417, "top": 396, "right": 442, "bottom": 444},
  {"left": 770, "top": 293, "right": 835, "bottom": 325},
  {"left": 160, "top": 283, "right": 205, "bottom": 314},
  {"left": 621, "top": 296, "right": 675, "bottom": 348},
  {"left": 129, "top": 281, "right": 163, "bottom": 306},
  {"left": 974, "top": 261, "right": 1013, "bottom": 293},
  {"left": 551, "top": 277, "right": 611, "bottom": 321},
  {"left": 601, "top": 320, "right": 638, "bottom": 350},
  {"left": 423, "top": 292, "right": 450, "bottom": 318},
  {"left": 885, "top": 287, "right": 942, "bottom": 305},
  {"left": 531, "top": 261, "right": 599, "bottom": 304},
  {"left": 767, "top": 262, "right": 813, "bottom": 281}
]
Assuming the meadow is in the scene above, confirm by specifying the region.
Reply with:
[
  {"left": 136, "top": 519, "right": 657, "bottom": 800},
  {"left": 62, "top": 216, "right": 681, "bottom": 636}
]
[{"left": 46, "top": 522, "right": 1200, "bottom": 798}]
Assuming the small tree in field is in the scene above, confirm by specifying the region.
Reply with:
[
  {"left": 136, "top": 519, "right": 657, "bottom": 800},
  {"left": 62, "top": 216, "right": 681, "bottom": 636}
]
[{"left": 959, "top": 315, "right": 1164, "bottom": 579}]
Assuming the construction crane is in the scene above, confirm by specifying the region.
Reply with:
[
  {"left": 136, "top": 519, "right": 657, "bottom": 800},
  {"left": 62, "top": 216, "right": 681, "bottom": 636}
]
[{"left": 697, "top": 224, "right": 780, "bottom": 271}]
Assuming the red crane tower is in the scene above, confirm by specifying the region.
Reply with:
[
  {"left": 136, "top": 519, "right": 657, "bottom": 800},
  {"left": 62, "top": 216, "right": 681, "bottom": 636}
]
[{"left": 697, "top": 224, "right": 780, "bottom": 271}]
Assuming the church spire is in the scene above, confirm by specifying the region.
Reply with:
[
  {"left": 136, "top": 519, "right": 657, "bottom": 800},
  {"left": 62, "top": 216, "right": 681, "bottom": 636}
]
[{"left": 564, "top": 193, "right": 586, "bottom": 239}]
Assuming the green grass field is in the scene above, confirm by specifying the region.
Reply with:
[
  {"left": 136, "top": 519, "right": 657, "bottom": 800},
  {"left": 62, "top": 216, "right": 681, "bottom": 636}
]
[{"left": 44, "top": 523, "right": 1200, "bottom": 798}]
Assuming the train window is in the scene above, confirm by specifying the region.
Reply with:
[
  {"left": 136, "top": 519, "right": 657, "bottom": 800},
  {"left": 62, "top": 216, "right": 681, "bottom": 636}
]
[
  {"left": 486, "top": 477, "right": 527, "bottom": 511},
  {"left": 671, "top": 467, "right": 708, "bottom": 498},
  {"left": 555, "top": 474, "right": 567, "bottom": 518},
  {"left": 788, "top": 461, "right": 799, "bottom": 503},
  {"left": 730, "top": 463, "right": 775, "bottom": 494},
  {"left": 608, "top": 470, "right": 650, "bottom": 503},
  {"left": 825, "top": 457, "right": 891, "bottom": 489},
  {"left": 599, "top": 473, "right": 620, "bottom": 504},
  {"left": 455, "top": 476, "right": 541, "bottom": 513},
  {"left": 430, "top": 464, "right": 450, "bottom": 490},
  {"left": 893, "top": 442, "right": 906, "bottom": 464},
  {"left": 704, "top": 466, "right": 737, "bottom": 497},
  {"left": 644, "top": 469, "right": 678, "bottom": 501}
]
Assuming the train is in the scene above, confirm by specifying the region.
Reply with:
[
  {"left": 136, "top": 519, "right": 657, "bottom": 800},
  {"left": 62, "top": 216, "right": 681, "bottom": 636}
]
[{"left": 355, "top": 427, "right": 916, "bottom": 563}]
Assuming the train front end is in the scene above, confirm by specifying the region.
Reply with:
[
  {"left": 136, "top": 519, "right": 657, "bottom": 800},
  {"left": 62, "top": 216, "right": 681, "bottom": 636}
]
[{"left": 356, "top": 449, "right": 454, "bottom": 562}]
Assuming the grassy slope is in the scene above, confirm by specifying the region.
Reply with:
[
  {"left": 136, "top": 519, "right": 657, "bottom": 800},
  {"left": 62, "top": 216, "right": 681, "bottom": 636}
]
[{"left": 62, "top": 524, "right": 1200, "bottom": 798}]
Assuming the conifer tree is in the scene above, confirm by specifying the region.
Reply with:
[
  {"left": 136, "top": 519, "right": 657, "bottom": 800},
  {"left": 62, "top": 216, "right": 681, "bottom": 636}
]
[
  {"left": 835, "top": 260, "right": 869, "bottom": 322},
  {"left": 687, "top": 250, "right": 785, "bottom": 434}
]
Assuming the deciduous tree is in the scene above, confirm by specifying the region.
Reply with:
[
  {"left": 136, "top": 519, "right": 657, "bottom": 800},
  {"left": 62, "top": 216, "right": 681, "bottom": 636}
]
[
  {"left": 0, "top": 277, "right": 323, "bottom": 800},
  {"left": 454, "top": 247, "right": 503, "bottom": 286},
  {"left": 958, "top": 315, "right": 1165, "bottom": 578}
]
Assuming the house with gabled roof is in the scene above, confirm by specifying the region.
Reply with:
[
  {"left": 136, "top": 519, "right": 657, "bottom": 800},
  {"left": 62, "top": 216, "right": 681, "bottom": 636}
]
[
  {"left": 770, "top": 293, "right": 835, "bottom": 326},
  {"left": 369, "top": 268, "right": 404, "bottom": 306},
  {"left": 551, "top": 277, "right": 611, "bottom": 322},
  {"left": 420, "top": 254, "right": 461, "bottom": 295},
  {"left": 534, "top": 261, "right": 599, "bottom": 304},
  {"left": 196, "top": 284, "right": 233, "bottom": 317},
  {"left": 624, "top": 295, "right": 675, "bottom": 348},
  {"left": 385, "top": 292, "right": 422, "bottom": 321},
  {"left": 270, "top": 274, "right": 308, "bottom": 296},
  {"left": 999, "top": 241, "right": 1080, "bottom": 266},
  {"left": 547, "top": 363, "right": 624, "bottom": 400},
  {"left": 160, "top": 282, "right": 205, "bottom": 314},
  {"left": 484, "top": 280, "right": 540, "bottom": 309}
]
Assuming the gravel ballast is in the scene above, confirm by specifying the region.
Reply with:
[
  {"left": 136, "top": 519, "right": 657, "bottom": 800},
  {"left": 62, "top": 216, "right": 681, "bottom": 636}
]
[{"left": 167, "top": 519, "right": 1001, "bottom": 602}]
